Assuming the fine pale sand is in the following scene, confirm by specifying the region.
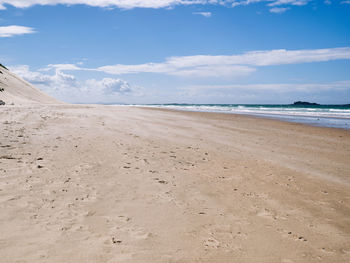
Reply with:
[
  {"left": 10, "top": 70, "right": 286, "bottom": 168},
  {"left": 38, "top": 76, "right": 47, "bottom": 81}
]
[{"left": 1, "top": 104, "right": 350, "bottom": 263}]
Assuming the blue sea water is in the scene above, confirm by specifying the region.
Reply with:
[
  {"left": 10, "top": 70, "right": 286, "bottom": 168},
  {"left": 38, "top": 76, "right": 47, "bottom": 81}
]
[{"left": 139, "top": 104, "right": 350, "bottom": 130}]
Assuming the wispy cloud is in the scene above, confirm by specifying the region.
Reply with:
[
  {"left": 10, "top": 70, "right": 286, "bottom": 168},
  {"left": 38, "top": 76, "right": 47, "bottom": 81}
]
[
  {"left": 0, "top": 0, "right": 208, "bottom": 10},
  {"left": 231, "top": 0, "right": 309, "bottom": 8},
  {"left": 269, "top": 7, "right": 290, "bottom": 13},
  {"left": 267, "top": 0, "right": 309, "bottom": 7},
  {"left": 97, "top": 63, "right": 255, "bottom": 78},
  {"left": 0, "top": 0, "right": 316, "bottom": 10},
  {"left": 93, "top": 47, "right": 350, "bottom": 77},
  {"left": 41, "top": 47, "right": 350, "bottom": 79},
  {"left": 0, "top": 25, "right": 35, "bottom": 37},
  {"left": 43, "top": 63, "right": 83, "bottom": 71},
  {"left": 193, "top": 11, "right": 212, "bottom": 17}
]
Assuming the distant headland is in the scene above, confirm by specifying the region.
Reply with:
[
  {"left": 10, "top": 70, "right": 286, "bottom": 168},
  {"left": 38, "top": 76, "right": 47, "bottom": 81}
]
[
  {"left": 292, "top": 101, "right": 350, "bottom": 107},
  {"left": 292, "top": 101, "right": 320, "bottom": 106}
]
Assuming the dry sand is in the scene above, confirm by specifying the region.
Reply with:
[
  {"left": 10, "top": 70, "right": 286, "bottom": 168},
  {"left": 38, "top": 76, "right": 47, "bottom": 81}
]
[{"left": 1, "top": 103, "right": 350, "bottom": 263}]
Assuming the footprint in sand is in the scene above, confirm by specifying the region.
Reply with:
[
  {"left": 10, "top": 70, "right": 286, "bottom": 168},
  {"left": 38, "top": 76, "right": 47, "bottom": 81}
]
[
  {"left": 257, "top": 208, "right": 277, "bottom": 220},
  {"left": 128, "top": 228, "right": 152, "bottom": 240},
  {"left": 112, "top": 237, "right": 122, "bottom": 244},
  {"left": 153, "top": 178, "right": 168, "bottom": 184},
  {"left": 204, "top": 237, "right": 220, "bottom": 248}
]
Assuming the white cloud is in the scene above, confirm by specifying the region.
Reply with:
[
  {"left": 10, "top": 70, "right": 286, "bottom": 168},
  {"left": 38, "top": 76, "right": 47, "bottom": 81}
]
[
  {"left": 167, "top": 47, "right": 350, "bottom": 66},
  {"left": 9, "top": 65, "right": 139, "bottom": 103},
  {"left": 170, "top": 65, "right": 255, "bottom": 77},
  {"left": 0, "top": 0, "right": 317, "bottom": 10},
  {"left": 10, "top": 65, "right": 78, "bottom": 93},
  {"left": 10, "top": 65, "right": 55, "bottom": 85},
  {"left": 0, "top": 0, "right": 210, "bottom": 10},
  {"left": 193, "top": 11, "right": 212, "bottom": 17},
  {"left": 231, "top": 0, "right": 263, "bottom": 7},
  {"left": 96, "top": 47, "right": 350, "bottom": 77},
  {"left": 98, "top": 62, "right": 255, "bottom": 77},
  {"left": 267, "top": 0, "right": 309, "bottom": 6},
  {"left": 231, "top": 0, "right": 309, "bottom": 8},
  {"left": 269, "top": 7, "right": 289, "bottom": 13},
  {"left": 0, "top": 25, "right": 35, "bottom": 37},
  {"left": 86, "top": 78, "right": 133, "bottom": 94},
  {"left": 44, "top": 63, "right": 83, "bottom": 71}
]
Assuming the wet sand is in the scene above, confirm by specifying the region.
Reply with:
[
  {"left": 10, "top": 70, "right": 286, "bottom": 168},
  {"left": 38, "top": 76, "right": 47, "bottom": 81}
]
[{"left": 0, "top": 104, "right": 349, "bottom": 263}]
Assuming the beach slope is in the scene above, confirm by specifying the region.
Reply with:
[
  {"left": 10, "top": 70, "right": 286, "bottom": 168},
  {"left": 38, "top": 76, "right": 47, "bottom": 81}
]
[{"left": 0, "top": 104, "right": 349, "bottom": 263}]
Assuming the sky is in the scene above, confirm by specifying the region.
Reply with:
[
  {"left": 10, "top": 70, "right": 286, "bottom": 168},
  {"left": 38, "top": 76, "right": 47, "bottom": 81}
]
[{"left": 0, "top": 0, "right": 350, "bottom": 104}]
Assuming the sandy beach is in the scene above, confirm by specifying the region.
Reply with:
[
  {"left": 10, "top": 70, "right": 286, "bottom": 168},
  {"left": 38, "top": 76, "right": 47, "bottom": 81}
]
[
  {"left": 1, "top": 103, "right": 350, "bottom": 262},
  {"left": 1, "top": 2, "right": 350, "bottom": 262}
]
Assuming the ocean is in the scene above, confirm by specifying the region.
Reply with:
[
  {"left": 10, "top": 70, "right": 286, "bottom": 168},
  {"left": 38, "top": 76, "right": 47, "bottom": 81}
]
[{"left": 139, "top": 104, "right": 350, "bottom": 130}]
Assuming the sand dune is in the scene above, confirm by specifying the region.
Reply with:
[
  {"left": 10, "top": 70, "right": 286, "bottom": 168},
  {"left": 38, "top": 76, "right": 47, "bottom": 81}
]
[
  {"left": 0, "top": 65, "right": 60, "bottom": 105},
  {"left": 0, "top": 69, "right": 350, "bottom": 262}
]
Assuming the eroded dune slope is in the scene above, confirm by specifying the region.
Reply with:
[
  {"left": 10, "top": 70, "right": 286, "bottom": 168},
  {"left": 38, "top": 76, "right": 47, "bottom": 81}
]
[{"left": 0, "top": 65, "right": 60, "bottom": 105}]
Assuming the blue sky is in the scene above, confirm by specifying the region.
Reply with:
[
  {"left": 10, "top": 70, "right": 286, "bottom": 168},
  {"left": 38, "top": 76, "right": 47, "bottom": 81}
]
[{"left": 1, "top": 0, "right": 350, "bottom": 104}]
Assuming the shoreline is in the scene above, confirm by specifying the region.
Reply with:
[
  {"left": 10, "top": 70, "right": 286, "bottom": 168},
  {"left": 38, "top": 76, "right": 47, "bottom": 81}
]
[
  {"left": 132, "top": 104, "right": 350, "bottom": 130},
  {"left": 138, "top": 105, "right": 350, "bottom": 131}
]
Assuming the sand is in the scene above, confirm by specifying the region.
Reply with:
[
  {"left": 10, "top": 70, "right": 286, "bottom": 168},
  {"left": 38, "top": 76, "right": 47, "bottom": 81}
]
[{"left": 0, "top": 103, "right": 350, "bottom": 263}]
